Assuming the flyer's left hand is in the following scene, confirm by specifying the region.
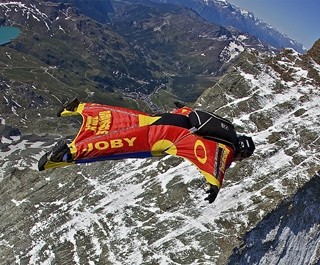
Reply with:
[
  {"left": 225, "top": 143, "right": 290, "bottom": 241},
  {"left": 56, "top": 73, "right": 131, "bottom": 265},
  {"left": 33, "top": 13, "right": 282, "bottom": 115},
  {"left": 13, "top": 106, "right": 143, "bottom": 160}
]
[{"left": 204, "top": 184, "right": 219, "bottom": 204}]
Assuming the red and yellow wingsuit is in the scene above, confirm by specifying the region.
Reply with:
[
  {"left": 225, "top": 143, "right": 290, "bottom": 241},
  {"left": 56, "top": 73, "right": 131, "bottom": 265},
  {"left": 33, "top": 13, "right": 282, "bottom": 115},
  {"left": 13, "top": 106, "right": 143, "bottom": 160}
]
[{"left": 42, "top": 102, "right": 235, "bottom": 189}]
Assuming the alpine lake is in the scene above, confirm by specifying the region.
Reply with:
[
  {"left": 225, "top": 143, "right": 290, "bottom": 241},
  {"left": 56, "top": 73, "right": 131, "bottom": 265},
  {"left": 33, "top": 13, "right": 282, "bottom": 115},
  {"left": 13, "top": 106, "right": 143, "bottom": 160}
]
[{"left": 0, "top": 26, "right": 21, "bottom": 45}]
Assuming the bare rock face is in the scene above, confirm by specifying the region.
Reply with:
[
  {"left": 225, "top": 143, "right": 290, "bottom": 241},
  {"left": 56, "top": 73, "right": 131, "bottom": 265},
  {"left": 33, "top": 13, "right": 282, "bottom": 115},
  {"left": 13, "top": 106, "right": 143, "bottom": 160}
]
[
  {"left": 0, "top": 124, "right": 20, "bottom": 140},
  {"left": 228, "top": 174, "right": 320, "bottom": 265}
]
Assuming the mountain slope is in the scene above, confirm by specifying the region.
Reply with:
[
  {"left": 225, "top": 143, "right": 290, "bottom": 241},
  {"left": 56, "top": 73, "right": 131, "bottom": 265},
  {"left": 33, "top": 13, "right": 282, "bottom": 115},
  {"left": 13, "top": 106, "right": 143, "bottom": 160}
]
[
  {"left": 0, "top": 0, "right": 273, "bottom": 119},
  {"left": 45, "top": 0, "right": 114, "bottom": 23},
  {"left": 0, "top": 1, "right": 148, "bottom": 102},
  {"left": 109, "top": 0, "right": 268, "bottom": 103},
  {"left": 192, "top": 43, "right": 320, "bottom": 263},
  {"left": 1, "top": 43, "right": 320, "bottom": 264},
  {"left": 227, "top": 173, "right": 320, "bottom": 265}
]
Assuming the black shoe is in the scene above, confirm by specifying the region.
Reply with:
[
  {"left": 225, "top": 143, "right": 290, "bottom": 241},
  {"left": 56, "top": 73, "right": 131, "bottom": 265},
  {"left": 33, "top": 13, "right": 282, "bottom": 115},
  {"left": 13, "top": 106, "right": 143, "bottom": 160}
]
[
  {"left": 47, "top": 140, "right": 71, "bottom": 162},
  {"left": 38, "top": 153, "right": 48, "bottom": 171},
  {"left": 57, "top": 98, "right": 80, "bottom": 117}
]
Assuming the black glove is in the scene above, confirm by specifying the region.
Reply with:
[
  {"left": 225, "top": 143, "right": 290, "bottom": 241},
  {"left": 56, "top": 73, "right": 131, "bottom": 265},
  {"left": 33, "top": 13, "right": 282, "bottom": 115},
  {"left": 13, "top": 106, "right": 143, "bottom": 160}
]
[{"left": 204, "top": 184, "right": 219, "bottom": 204}]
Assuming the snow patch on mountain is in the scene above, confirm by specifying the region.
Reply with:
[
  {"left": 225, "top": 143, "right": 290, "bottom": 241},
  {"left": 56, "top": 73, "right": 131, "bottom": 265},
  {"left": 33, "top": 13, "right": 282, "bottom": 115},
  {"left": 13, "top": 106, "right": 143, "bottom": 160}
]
[
  {"left": 0, "top": 2, "right": 49, "bottom": 26},
  {"left": 220, "top": 41, "right": 245, "bottom": 62},
  {"left": 0, "top": 1, "right": 76, "bottom": 33}
]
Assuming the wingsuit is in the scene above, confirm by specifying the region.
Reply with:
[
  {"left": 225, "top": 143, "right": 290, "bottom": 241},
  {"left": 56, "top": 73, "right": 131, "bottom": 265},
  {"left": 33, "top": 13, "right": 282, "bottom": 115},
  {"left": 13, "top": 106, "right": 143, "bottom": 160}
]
[{"left": 38, "top": 99, "right": 255, "bottom": 203}]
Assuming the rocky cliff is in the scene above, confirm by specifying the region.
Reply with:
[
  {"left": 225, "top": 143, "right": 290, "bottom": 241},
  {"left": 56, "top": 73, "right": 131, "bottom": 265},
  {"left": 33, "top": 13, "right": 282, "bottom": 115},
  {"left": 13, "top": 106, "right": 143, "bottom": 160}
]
[{"left": 228, "top": 173, "right": 320, "bottom": 265}]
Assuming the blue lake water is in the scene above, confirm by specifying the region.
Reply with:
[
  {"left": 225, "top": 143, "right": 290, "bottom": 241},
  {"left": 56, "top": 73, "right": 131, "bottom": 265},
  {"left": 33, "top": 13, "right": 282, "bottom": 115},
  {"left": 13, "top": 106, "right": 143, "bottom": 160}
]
[{"left": 0, "top": 26, "right": 21, "bottom": 45}]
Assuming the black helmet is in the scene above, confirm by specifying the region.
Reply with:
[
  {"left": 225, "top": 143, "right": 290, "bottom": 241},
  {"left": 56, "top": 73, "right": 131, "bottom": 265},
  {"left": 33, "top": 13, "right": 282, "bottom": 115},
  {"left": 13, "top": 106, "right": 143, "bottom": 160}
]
[{"left": 236, "top": 136, "right": 255, "bottom": 159}]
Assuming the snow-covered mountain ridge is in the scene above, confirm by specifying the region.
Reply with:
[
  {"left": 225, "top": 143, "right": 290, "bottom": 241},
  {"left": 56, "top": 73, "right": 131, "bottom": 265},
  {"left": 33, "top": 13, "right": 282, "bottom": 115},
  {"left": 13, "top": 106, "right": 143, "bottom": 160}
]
[
  {"left": 151, "top": 0, "right": 306, "bottom": 53},
  {"left": 196, "top": 46, "right": 320, "bottom": 263}
]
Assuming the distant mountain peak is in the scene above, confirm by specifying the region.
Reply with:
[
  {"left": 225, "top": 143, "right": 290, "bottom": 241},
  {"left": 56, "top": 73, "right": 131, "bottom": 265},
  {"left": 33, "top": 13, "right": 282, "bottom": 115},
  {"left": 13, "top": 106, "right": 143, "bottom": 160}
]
[{"left": 150, "top": 0, "right": 306, "bottom": 53}]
